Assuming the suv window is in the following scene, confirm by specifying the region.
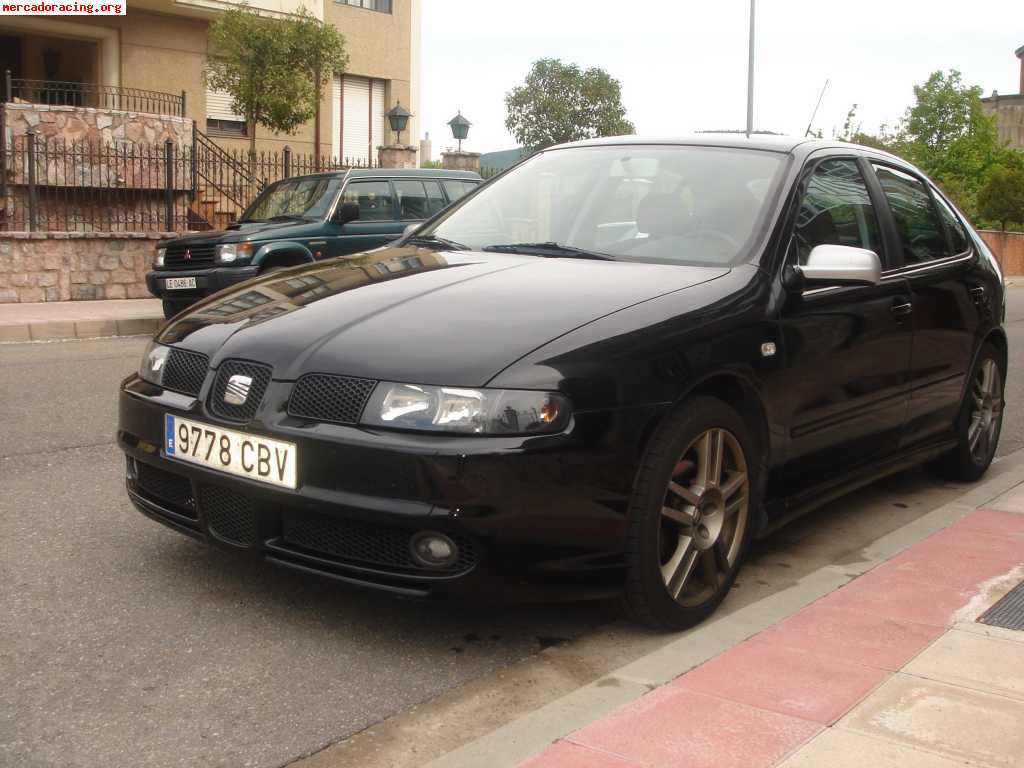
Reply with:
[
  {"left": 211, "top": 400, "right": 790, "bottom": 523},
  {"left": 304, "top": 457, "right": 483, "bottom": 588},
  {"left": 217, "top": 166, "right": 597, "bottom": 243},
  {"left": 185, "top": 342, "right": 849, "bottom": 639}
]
[
  {"left": 341, "top": 180, "right": 393, "bottom": 222},
  {"left": 423, "top": 181, "right": 448, "bottom": 216},
  {"left": 394, "top": 179, "right": 429, "bottom": 220},
  {"left": 791, "top": 158, "right": 883, "bottom": 265},
  {"left": 441, "top": 179, "right": 478, "bottom": 203},
  {"left": 872, "top": 165, "right": 949, "bottom": 265},
  {"left": 932, "top": 190, "right": 970, "bottom": 255}
]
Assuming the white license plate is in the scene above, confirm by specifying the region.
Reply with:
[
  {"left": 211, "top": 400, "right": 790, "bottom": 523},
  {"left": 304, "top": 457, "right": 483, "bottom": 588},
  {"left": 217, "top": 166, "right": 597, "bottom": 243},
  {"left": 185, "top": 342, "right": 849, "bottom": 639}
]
[
  {"left": 165, "top": 277, "right": 197, "bottom": 290},
  {"left": 164, "top": 414, "right": 297, "bottom": 489}
]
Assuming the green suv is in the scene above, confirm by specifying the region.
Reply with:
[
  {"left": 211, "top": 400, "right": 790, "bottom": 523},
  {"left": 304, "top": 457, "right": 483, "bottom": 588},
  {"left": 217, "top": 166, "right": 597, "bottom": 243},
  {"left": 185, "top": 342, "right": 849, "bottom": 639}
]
[{"left": 148, "top": 168, "right": 481, "bottom": 319}]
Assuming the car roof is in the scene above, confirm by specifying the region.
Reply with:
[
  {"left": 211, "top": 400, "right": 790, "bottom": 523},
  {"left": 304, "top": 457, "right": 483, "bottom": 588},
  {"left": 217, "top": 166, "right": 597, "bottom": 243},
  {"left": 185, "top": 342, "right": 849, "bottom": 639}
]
[
  {"left": 547, "top": 134, "right": 898, "bottom": 159},
  {"left": 275, "top": 168, "right": 482, "bottom": 183}
]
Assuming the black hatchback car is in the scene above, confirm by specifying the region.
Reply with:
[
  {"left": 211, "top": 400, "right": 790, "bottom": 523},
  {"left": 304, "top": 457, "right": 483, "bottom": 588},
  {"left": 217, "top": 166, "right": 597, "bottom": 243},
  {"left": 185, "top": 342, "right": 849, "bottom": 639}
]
[
  {"left": 148, "top": 168, "right": 481, "bottom": 319},
  {"left": 119, "top": 135, "right": 1006, "bottom": 629}
]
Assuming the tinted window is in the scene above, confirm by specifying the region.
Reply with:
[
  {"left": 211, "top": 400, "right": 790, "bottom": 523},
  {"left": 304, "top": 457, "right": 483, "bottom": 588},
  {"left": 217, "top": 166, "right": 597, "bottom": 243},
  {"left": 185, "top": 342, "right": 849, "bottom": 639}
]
[
  {"left": 423, "top": 181, "right": 448, "bottom": 216},
  {"left": 243, "top": 177, "right": 339, "bottom": 222},
  {"left": 873, "top": 165, "right": 949, "bottom": 264},
  {"left": 791, "top": 159, "right": 883, "bottom": 265},
  {"left": 394, "top": 180, "right": 429, "bottom": 220},
  {"left": 341, "top": 180, "right": 393, "bottom": 222},
  {"left": 425, "top": 145, "right": 786, "bottom": 267},
  {"left": 932, "top": 191, "right": 970, "bottom": 255},
  {"left": 441, "top": 180, "right": 478, "bottom": 203}
]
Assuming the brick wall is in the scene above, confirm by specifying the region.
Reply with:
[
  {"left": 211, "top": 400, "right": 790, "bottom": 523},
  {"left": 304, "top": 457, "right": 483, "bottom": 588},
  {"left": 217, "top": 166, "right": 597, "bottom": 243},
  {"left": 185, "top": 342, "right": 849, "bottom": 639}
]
[
  {"left": 0, "top": 232, "right": 177, "bottom": 303},
  {"left": 979, "top": 230, "right": 1024, "bottom": 276}
]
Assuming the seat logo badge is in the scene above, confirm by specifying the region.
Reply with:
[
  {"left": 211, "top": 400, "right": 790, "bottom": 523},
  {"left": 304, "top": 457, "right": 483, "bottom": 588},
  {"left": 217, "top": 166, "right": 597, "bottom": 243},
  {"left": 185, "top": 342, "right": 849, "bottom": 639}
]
[
  {"left": 185, "top": 249, "right": 191, "bottom": 260},
  {"left": 761, "top": 342, "right": 777, "bottom": 358},
  {"left": 224, "top": 374, "right": 254, "bottom": 406}
]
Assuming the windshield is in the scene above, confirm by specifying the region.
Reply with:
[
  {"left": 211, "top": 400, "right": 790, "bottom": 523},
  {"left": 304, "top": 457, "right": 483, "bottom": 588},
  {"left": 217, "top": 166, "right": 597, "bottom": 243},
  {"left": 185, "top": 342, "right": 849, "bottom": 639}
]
[
  {"left": 421, "top": 145, "right": 786, "bottom": 266},
  {"left": 241, "top": 176, "right": 340, "bottom": 223}
]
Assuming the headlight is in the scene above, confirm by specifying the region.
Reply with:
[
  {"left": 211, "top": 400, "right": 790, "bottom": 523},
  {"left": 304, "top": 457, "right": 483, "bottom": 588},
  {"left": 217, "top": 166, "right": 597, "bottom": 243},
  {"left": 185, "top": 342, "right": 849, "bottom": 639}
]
[
  {"left": 360, "top": 383, "right": 571, "bottom": 435},
  {"left": 217, "top": 242, "right": 253, "bottom": 263},
  {"left": 155, "top": 247, "right": 166, "bottom": 268},
  {"left": 139, "top": 341, "right": 171, "bottom": 386}
]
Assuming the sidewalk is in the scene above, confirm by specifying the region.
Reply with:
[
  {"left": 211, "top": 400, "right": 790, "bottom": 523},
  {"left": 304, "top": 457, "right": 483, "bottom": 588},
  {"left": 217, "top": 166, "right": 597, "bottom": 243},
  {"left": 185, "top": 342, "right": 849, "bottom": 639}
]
[
  {"left": 0, "top": 298, "right": 162, "bottom": 342},
  {"left": 521, "top": 488, "right": 1024, "bottom": 768}
]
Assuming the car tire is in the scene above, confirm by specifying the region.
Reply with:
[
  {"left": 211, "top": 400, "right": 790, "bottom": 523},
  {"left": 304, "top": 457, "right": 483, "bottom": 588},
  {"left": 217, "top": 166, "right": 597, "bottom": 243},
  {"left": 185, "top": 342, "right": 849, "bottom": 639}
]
[
  {"left": 623, "top": 396, "right": 759, "bottom": 630},
  {"left": 162, "top": 299, "right": 191, "bottom": 320},
  {"left": 930, "top": 343, "right": 1004, "bottom": 482}
]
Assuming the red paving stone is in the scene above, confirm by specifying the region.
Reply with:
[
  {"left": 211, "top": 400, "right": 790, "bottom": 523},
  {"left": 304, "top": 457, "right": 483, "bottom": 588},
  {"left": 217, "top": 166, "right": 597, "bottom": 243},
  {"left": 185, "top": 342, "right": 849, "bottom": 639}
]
[
  {"left": 519, "top": 740, "right": 641, "bottom": 768},
  {"left": 672, "top": 638, "right": 887, "bottom": 724},
  {"left": 520, "top": 508, "right": 1018, "bottom": 768},
  {"left": 755, "top": 602, "right": 944, "bottom": 671},
  {"left": 566, "top": 686, "right": 820, "bottom": 768}
]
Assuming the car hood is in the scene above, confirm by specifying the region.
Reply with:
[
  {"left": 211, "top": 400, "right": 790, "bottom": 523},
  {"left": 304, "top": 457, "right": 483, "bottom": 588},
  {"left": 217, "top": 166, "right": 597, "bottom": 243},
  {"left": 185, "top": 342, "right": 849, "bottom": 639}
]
[
  {"left": 158, "top": 246, "right": 729, "bottom": 386},
  {"left": 161, "top": 220, "right": 316, "bottom": 246}
]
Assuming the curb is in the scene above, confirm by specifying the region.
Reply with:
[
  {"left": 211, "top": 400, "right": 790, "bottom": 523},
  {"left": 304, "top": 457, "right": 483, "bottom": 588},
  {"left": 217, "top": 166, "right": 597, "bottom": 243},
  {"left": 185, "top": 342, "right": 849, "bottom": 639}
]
[
  {"left": 0, "top": 317, "right": 161, "bottom": 343},
  {"left": 416, "top": 449, "right": 1024, "bottom": 768}
]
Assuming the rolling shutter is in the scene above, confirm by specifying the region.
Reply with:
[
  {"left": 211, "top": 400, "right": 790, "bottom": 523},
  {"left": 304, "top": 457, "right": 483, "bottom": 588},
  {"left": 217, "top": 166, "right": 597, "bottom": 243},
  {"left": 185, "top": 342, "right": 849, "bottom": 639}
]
[
  {"left": 370, "top": 79, "right": 386, "bottom": 153},
  {"left": 206, "top": 87, "right": 243, "bottom": 122},
  {"left": 342, "top": 75, "right": 370, "bottom": 164},
  {"left": 331, "top": 74, "right": 342, "bottom": 161}
]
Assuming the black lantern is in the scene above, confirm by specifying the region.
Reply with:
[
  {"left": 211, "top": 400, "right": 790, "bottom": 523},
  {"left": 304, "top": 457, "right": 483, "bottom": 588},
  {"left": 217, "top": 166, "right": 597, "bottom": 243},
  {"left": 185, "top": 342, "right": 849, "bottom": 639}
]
[
  {"left": 448, "top": 111, "right": 471, "bottom": 152},
  {"left": 386, "top": 102, "right": 412, "bottom": 145}
]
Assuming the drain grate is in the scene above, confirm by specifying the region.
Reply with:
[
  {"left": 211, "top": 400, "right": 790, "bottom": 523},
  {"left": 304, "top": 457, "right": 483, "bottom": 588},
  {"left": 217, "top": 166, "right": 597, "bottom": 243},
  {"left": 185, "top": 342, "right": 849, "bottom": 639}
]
[{"left": 977, "top": 578, "right": 1024, "bottom": 631}]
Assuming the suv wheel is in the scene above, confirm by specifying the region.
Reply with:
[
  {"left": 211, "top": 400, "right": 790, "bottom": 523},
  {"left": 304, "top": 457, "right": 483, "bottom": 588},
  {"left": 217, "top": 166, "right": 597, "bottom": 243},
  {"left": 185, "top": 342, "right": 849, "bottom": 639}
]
[
  {"left": 932, "top": 343, "right": 1004, "bottom": 482},
  {"left": 623, "top": 396, "right": 757, "bottom": 630}
]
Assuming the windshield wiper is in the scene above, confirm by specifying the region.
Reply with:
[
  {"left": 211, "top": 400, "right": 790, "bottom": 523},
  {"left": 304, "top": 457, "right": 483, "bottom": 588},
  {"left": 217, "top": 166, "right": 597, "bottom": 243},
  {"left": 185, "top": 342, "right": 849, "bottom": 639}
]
[
  {"left": 481, "top": 242, "right": 615, "bottom": 261},
  {"left": 405, "top": 234, "right": 469, "bottom": 251},
  {"left": 265, "top": 213, "right": 310, "bottom": 222}
]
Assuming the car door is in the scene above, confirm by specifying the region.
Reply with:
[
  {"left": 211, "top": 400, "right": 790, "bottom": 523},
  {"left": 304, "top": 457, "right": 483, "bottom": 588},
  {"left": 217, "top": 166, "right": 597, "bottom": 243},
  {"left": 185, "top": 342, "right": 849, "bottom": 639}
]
[
  {"left": 777, "top": 155, "right": 914, "bottom": 494},
  {"left": 869, "top": 163, "right": 981, "bottom": 446},
  {"left": 327, "top": 178, "right": 403, "bottom": 257}
]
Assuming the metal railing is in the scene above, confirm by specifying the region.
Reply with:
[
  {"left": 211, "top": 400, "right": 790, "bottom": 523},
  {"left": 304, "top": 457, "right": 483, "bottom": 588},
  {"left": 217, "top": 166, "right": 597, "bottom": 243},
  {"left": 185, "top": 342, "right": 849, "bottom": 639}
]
[{"left": 4, "top": 70, "right": 186, "bottom": 117}]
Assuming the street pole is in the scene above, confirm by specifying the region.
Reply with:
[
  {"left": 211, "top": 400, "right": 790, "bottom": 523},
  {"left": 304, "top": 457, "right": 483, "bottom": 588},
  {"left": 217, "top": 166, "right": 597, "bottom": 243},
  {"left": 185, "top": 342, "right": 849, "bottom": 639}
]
[{"left": 746, "top": 0, "right": 755, "bottom": 138}]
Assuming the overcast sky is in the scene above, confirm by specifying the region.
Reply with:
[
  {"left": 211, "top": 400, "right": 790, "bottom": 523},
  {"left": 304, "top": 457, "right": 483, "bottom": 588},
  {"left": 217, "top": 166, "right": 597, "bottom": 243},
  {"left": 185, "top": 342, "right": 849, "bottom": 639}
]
[{"left": 418, "top": 0, "right": 1022, "bottom": 157}]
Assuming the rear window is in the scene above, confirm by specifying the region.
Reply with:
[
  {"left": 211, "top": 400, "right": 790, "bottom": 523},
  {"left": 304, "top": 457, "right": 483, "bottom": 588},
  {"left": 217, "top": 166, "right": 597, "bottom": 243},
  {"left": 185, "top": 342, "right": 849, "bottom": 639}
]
[
  {"left": 441, "top": 180, "right": 478, "bottom": 203},
  {"left": 872, "top": 164, "right": 949, "bottom": 265},
  {"left": 932, "top": 191, "right": 971, "bottom": 255}
]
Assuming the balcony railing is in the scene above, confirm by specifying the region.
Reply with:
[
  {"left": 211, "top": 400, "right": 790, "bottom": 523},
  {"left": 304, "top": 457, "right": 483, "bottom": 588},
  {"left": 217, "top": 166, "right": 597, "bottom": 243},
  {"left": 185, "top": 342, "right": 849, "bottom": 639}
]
[{"left": 4, "top": 70, "right": 186, "bottom": 118}]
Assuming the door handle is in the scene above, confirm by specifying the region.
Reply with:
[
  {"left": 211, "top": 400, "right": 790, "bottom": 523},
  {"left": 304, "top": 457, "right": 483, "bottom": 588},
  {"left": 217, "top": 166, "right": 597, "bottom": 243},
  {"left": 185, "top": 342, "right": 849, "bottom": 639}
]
[
  {"left": 890, "top": 298, "right": 913, "bottom": 318},
  {"left": 970, "top": 286, "right": 986, "bottom": 304}
]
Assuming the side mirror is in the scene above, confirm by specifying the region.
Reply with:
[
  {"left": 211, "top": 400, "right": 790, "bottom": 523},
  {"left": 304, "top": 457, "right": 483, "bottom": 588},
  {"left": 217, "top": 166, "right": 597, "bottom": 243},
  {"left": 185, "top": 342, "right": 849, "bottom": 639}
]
[
  {"left": 402, "top": 223, "right": 420, "bottom": 238},
  {"left": 333, "top": 202, "right": 360, "bottom": 226},
  {"left": 795, "top": 244, "right": 882, "bottom": 287}
]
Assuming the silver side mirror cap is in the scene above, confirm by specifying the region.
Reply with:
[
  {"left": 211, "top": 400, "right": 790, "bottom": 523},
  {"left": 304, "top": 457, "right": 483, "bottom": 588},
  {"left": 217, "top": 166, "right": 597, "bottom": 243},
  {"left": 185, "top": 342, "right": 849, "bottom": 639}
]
[{"left": 795, "top": 244, "right": 882, "bottom": 287}]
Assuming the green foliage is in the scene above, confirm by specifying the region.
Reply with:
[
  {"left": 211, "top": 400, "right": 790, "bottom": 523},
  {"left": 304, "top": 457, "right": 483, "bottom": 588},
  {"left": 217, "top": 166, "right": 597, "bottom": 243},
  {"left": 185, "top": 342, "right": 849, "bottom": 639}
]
[
  {"left": 505, "top": 59, "right": 635, "bottom": 152},
  {"left": 205, "top": 4, "right": 346, "bottom": 159},
  {"left": 977, "top": 165, "right": 1024, "bottom": 231},
  {"left": 420, "top": 159, "right": 443, "bottom": 169}
]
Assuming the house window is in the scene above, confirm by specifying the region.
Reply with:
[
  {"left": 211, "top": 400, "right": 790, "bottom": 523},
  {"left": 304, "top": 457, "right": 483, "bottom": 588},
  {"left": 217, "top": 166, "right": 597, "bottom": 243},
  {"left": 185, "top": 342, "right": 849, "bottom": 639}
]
[
  {"left": 206, "top": 87, "right": 247, "bottom": 136},
  {"left": 335, "top": 0, "right": 392, "bottom": 11}
]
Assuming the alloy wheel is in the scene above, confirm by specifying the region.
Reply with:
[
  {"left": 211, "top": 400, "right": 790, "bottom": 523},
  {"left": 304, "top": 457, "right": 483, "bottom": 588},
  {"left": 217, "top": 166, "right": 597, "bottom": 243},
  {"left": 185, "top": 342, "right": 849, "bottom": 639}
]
[
  {"left": 969, "top": 358, "right": 1003, "bottom": 463},
  {"left": 658, "top": 428, "right": 749, "bottom": 607}
]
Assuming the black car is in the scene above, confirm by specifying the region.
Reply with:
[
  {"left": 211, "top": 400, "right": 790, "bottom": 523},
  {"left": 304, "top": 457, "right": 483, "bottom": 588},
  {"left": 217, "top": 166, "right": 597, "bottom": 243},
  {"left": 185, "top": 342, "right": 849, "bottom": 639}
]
[
  {"left": 118, "top": 135, "right": 1006, "bottom": 629},
  {"left": 148, "top": 168, "right": 481, "bottom": 319}
]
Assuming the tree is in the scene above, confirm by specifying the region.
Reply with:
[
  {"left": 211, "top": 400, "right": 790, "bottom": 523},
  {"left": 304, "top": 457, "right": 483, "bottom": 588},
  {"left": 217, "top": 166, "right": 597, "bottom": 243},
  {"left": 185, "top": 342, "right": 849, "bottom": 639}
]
[
  {"left": 205, "top": 3, "right": 316, "bottom": 166},
  {"left": 505, "top": 59, "right": 634, "bottom": 152},
  {"left": 290, "top": 7, "right": 348, "bottom": 163},
  {"left": 977, "top": 165, "right": 1024, "bottom": 231}
]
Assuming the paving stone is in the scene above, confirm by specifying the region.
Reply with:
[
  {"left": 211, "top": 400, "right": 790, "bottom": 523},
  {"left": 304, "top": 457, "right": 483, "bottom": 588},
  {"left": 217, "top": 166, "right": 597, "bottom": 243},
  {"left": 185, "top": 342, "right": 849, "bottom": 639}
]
[
  {"left": 818, "top": 567, "right": 972, "bottom": 627},
  {"left": 839, "top": 674, "right": 1024, "bottom": 767},
  {"left": 779, "top": 727, "right": 966, "bottom": 768},
  {"left": 568, "top": 687, "right": 820, "bottom": 768},
  {"left": 519, "top": 740, "right": 641, "bottom": 768},
  {"left": 672, "top": 639, "right": 887, "bottom": 724},
  {"left": 903, "top": 628, "right": 1024, "bottom": 702}
]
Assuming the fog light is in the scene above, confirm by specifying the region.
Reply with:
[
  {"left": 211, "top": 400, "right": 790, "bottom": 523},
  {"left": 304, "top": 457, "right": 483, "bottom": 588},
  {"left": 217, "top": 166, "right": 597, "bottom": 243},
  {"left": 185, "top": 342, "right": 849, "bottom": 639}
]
[{"left": 410, "top": 531, "right": 459, "bottom": 569}]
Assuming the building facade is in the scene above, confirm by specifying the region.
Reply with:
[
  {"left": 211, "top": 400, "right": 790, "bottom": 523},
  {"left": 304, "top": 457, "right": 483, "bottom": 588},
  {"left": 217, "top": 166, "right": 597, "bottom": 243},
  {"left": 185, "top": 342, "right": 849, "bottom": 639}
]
[
  {"left": 0, "top": 0, "right": 420, "bottom": 163},
  {"left": 981, "top": 44, "right": 1024, "bottom": 150}
]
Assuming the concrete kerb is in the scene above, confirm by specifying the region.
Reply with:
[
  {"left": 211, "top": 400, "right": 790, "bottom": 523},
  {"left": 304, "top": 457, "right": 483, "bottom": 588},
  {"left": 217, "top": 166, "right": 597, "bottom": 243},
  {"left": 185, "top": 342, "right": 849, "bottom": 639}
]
[
  {"left": 0, "top": 317, "right": 161, "bottom": 343},
  {"left": 420, "top": 449, "right": 1024, "bottom": 768}
]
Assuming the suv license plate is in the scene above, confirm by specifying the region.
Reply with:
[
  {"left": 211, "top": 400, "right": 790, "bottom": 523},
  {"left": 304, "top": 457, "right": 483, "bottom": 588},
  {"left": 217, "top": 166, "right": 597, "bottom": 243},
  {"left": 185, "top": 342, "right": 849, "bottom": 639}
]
[
  {"left": 165, "top": 414, "right": 298, "bottom": 489},
  {"left": 165, "top": 277, "right": 197, "bottom": 290}
]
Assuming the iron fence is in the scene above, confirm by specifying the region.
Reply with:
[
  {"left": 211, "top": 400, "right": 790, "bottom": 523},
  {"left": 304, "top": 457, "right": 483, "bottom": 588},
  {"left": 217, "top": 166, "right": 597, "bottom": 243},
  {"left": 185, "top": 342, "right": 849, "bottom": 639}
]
[{"left": 4, "top": 70, "right": 186, "bottom": 118}]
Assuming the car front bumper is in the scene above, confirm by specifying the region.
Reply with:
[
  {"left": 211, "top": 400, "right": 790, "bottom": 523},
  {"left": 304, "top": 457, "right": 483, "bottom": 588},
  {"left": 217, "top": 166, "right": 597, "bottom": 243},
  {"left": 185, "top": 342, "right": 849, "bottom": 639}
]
[
  {"left": 146, "top": 266, "right": 260, "bottom": 300},
  {"left": 117, "top": 375, "right": 663, "bottom": 601}
]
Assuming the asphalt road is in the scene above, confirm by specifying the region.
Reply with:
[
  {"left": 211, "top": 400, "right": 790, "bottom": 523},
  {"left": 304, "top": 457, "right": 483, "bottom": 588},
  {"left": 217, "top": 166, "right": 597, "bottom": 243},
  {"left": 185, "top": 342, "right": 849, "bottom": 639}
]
[{"left": 3, "top": 288, "right": 1024, "bottom": 767}]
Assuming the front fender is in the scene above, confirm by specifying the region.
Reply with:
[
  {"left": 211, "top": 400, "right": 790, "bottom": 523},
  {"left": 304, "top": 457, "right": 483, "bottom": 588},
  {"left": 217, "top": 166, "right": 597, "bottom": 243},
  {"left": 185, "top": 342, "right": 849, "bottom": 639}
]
[{"left": 252, "top": 240, "right": 314, "bottom": 267}]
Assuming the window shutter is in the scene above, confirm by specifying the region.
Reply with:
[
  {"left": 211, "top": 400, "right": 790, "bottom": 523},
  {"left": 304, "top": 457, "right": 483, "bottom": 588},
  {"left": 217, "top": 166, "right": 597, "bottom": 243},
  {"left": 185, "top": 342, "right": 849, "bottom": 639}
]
[
  {"left": 342, "top": 75, "right": 370, "bottom": 164},
  {"left": 371, "top": 79, "right": 386, "bottom": 151},
  {"left": 206, "top": 87, "right": 243, "bottom": 123},
  {"left": 331, "top": 74, "right": 342, "bottom": 161}
]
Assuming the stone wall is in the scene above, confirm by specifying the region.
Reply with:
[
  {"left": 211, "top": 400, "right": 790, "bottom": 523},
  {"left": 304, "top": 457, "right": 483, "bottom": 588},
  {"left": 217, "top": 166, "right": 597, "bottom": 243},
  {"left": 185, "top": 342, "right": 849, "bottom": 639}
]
[
  {"left": 3, "top": 102, "right": 193, "bottom": 149},
  {"left": 980, "top": 230, "right": 1024, "bottom": 276},
  {"left": 0, "top": 232, "right": 178, "bottom": 303}
]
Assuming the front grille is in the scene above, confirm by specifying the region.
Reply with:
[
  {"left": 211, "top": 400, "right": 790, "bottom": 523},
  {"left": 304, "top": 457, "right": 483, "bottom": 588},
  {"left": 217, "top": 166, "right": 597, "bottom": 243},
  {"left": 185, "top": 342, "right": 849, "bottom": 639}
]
[
  {"left": 200, "top": 485, "right": 258, "bottom": 546},
  {"left": 165, "top": 243, "right": 217, "bottom": 269},
  {"left": 287, "top": 373, "right": 377, "bottom": 425},
  {"left": 283, "top": 512, "right": 478, "bottom": 574},
  {"left": 207, "top": 360, "right": 273, "bottom": 423},
  {"left": 136, "top": 462, "right": 196, "bottom": 517},
  {"left": 162, "top": 348, "right": 209, "bottom": 396}
]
